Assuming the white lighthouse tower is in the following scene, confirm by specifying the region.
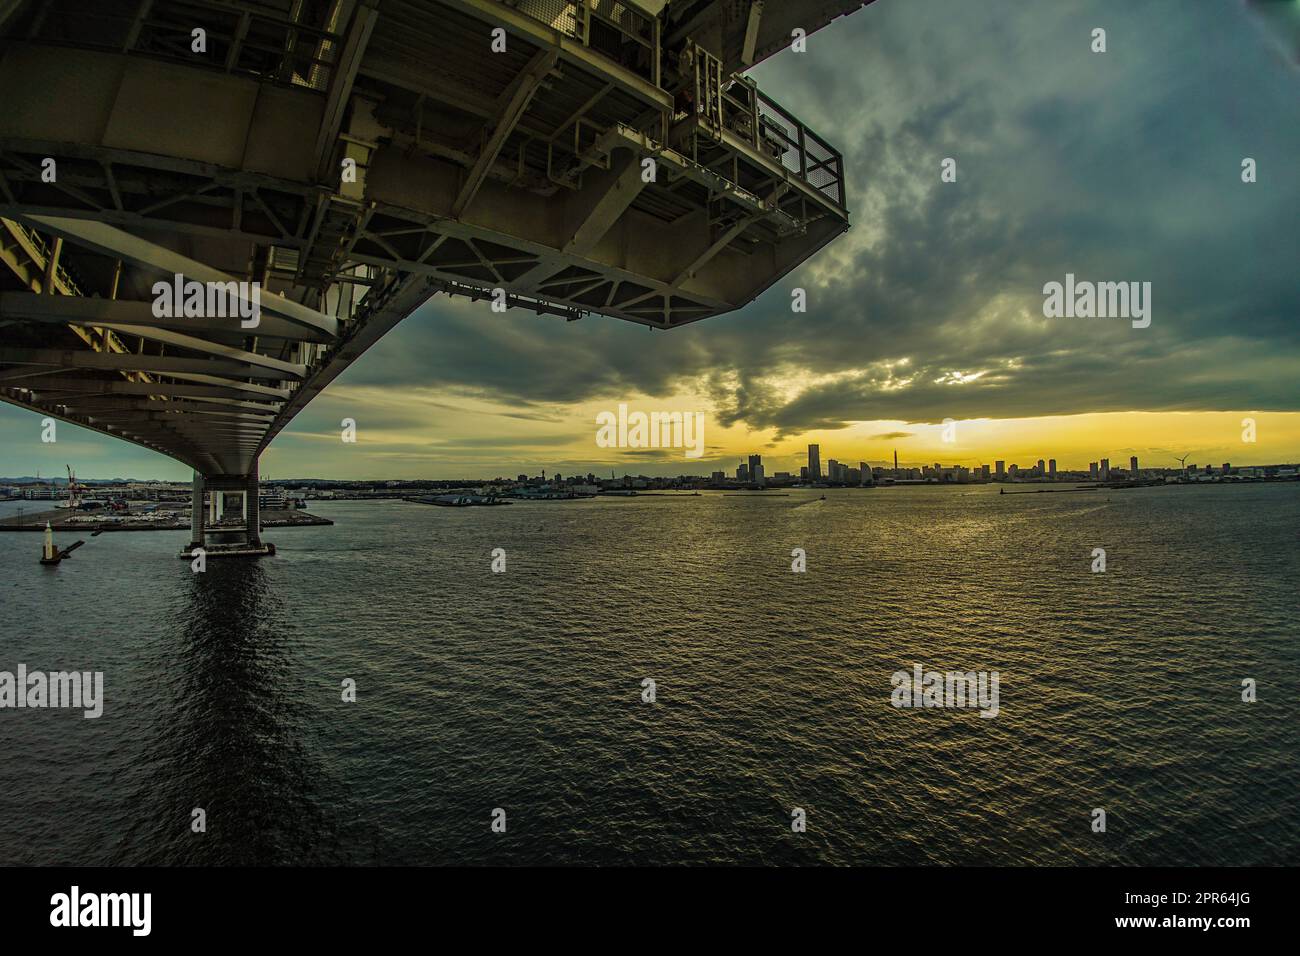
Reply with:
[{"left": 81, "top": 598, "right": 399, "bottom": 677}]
[{"left": 40, "top": 521, "right": 58, "bottom": 564}]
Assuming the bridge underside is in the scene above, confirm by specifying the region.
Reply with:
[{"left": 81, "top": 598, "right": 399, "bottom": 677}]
[{"left": 0, "top": 0, "right": 864, "bottom": 543}]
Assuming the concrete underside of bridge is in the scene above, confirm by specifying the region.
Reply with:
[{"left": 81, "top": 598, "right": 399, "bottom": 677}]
[{"left": 0, "top": 0, "right": 868, "bottom": 555}]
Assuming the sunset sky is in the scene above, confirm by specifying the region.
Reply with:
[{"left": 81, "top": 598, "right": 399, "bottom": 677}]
[{"left": 2, "top": 0, "right": 1297, "bottom": 481}]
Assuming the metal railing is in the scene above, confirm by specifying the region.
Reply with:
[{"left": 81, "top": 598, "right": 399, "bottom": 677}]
[
  {"left": 508, "top": 0, "right": 660, "bottom": 86},
  {"left": 2, "top": 218, "right": 144, "bottom": 374},
  {"left": 7, "top": 219, "right": 87, "bottom": 297},
  {"left": 717, "top": 77, "right": 846, "bottom": 208},
  {"left": 497, "top": 4, "right": 845, "bottom": 208},
  {"left": 17, "top": 0, "right": 345, "bottom": 92}
]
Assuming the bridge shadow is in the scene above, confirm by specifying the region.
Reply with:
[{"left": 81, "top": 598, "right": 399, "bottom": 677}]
[{"left": 110, "top": 559, "right": 346, "bottom": 864}]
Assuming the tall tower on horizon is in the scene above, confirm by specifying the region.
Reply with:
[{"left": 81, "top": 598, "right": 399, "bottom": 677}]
[
  {"left": 808, "top": 444, "right": 821, "bottom": 480},
  {"left": 894, "top": 449, "right": 898, "bottom": 472}
]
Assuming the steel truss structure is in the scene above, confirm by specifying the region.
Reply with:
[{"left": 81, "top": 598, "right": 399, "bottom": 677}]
[{"left": 0, "top": 0, "right": 870, "bottom": 552}]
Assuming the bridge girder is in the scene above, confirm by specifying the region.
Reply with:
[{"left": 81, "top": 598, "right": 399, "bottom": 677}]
[{"left": 0, "top": 0, "right": 864, "bottom": 483}]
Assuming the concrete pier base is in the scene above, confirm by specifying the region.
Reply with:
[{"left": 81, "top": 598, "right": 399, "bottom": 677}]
[{"left": 178, "top": 542, "right": 276, "bottom": 560}]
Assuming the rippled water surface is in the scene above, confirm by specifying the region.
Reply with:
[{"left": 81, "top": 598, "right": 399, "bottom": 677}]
[{"left": 1, "top": 483, "right": 1297, "bottom": 865}]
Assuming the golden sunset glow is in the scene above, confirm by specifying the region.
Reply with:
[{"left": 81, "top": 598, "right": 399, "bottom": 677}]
[{"left": 244, "top": 382, "right": 1300, "bottom": 480}]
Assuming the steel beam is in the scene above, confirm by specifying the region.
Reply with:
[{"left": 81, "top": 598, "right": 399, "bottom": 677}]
[
  {"left": 18, "top": 216, "right": 337, "bottom": 336},
  {"left": 64, "top": 407, "right": 275, "bottom": 423},
  {"left": 27, "top": 377, "right": 285, "bottom": 401},
  {"left": 0, "top": 397, "right": 203, "bottom": 468},
  {"left": 433, "top": 0, "right": 673, "bottom": 114},
  {"left": 672, "top": 213, "right": 761, "bottom": 286},
  {"left": 314, "top": 0, "right": 380, "bottom": 179},
  {"left": 0, "top": 347, "right": 296, "bottom": 380},
  {"left": 452, "top": 50, "right": 557, "bottom": 219},
  {"left": 155, "top": 373, "right": 291, "bottom": 399},
  {"left": 562, "top": 151, "right": 647, "bottom": 257},
  {"left": 49, "top": 393, "right": 280, "bottom": 413},
  {"left": 0, "top": 288, "right": 329, "bottom": 344}
]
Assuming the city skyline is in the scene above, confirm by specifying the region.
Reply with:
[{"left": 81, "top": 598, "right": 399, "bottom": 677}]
[
  {"left": 5, "top": 437, "right": 1295, "bottom": 486},
  {"left": 5, "top": 406, "right": 1297, "bottom": 481}
]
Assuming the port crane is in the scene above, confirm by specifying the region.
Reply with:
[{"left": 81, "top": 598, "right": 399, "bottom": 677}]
[{"left": 65, "top": 464, "right": 84, "bottom": 509}]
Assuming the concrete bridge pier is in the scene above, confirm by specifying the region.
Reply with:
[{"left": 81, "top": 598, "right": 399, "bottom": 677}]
[
  {"left": 186, "top": 472, "right": 205, "bottom": 555},
  {"left": 180, "top": 463, "right": 273, "bottom": 560}
]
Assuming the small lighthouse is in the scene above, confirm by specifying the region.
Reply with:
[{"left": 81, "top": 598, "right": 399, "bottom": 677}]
[{"left": 40, "top": 521, "right": 60, "bottom": 564}]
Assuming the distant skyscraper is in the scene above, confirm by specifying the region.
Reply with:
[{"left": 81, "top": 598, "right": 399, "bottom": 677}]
[
  {"left": 1089, "top": 461, "right": 1098, "bottom": 480},
  {"left": 1036, "top": 458, "right": 1045, "bottom": 476},
  {"left": 737, "top": 462, "right": 749, "bottom": 482},
  {"left": 995, "top": 460, "right": 1005, "bottom": 478},
  {"left": 893, "top": 449, "right": 898, "bottom": 472},
  {"left": 1048, "top": 458, "right": 1057, "bottom": 478},
  {"left": 859, "top": 461, "right": 869, "bottom": 485},
  {"left": 748, "top": 454, "right": 763, "bottom": 484},
  {"left": 1100, "top": 458, "right": 1110, "bottom": 481},
  {"left": 808, "top": 444, "right": 821, "bottom": 480},
  {"left": 1130, "top": 455, "right": 1139, "bottom": 476}
]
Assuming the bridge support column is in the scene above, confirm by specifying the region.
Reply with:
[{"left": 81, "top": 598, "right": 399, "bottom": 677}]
[
  {"left": 245, "top": 463, "right": 261, "bottom": 547},
  {"left": 178, "top": 464, "right": 272, "bottom": 559},
  {"left": 187, "top": 471, "right": 205, "bottom": 553}
]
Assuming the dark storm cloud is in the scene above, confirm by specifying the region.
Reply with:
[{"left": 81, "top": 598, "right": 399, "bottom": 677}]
[{"left": 337, "top": 0, "right": 1299, "bottom": 432}]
